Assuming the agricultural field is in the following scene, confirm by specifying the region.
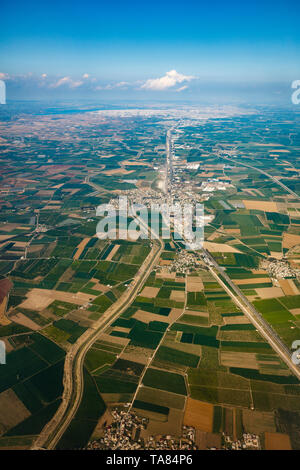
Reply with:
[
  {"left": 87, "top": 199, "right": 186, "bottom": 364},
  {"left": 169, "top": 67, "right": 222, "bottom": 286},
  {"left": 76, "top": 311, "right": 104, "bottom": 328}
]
[
  {"left": 0, "top": 331, "right": 65, "bottom": 445},
  {"left": 88, "top": 257, "right": 300, "bottom": 448},
  {"left": 1, "top": 104, "right": 300, "bottom": 449}
]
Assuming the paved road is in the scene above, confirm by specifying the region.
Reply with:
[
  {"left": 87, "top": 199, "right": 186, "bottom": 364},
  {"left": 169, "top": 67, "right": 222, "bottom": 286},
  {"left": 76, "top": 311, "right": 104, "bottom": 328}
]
[
  {"left": 219, "top": 153, "right": 300, "bottom": 201},
  {"left": 167, "top": 131, "right": 300, "bottom": 379},
  {"left": 127, "top": 271, "right": 189, "bottom": 413},
  {"left": 33, "top": 131, "right": 300, "bottom": 449},
  {"left": 32, "top": 234, "right": 163, "bottom": 450},
  {"left": 165, "top": 128, "right": 176, "bottom": 194},
  {"left": 165, "top": 130, "right": 170, "bottom": 194}
]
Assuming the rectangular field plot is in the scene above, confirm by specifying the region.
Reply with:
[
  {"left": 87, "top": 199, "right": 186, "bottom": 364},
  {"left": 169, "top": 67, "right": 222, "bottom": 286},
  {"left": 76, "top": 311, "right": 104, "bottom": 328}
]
[
  {"left": 265, "top": 432, "right": 292, "bottom": 450},
  {"left": 84, "top": 348, "right": 116, "bottom": 373},
  {"left": 19, "top": 288, "right": 95, "bottom": 311},
  {"left": 94, "top": 370, "right": 138, "bottom": 394},
  {"left": 132, "top": 307, "right": 183, "bottom": 325},
  {"left": 172, "top": 324, "right": 220, "bottom": 348},
  {"left": 183, "top": 398, "right": 214, "bottom": 432},
  {"left": 135, "top": 386, "right": 186, "bottom": 410},
  {"left": 220, "top": 351, "right": 258, "bottom": 369},
  {"left": 253, "top": 298, "right": 294, "bottom": 323},
  {"left": 242, "top": 409, "right": 276, "bottom": 435},
  {"left": 140, "top": 286, "right": 160, "bottom": 298},
  {"left": 186, "top": 292, "right": 207, "bottom": 309},
  {"left": 180, "top": 313, "right": 209, "bottom": 326},
  {"left": 146, "top": 408, "right": 185, "bottom": 437},
  {"left": 0, "top": 347, "right": 49, "bottom": 393},
  {"left": 29, "top": 333, "right": 65, "bottom": 364},
  {"left": 5, "top": 399, "right": 62, "bottom": 438},
  {"left": 133, "top": 400, "right": 169, "bottom": 416},
  {"left": 142, "top": 368, "right": 187, "bottom": 395},
  {"left": 155, "top": 346, "right": 200, "bottom": 368},
  {"left": 221, "top": 341, "right": 273, "bottom": 354},
  {"left": 111, "top": 358, "right": 145, "bottom": 376},
  {"left": 0, "top": 389, "right": 31, "bottom": 435}
]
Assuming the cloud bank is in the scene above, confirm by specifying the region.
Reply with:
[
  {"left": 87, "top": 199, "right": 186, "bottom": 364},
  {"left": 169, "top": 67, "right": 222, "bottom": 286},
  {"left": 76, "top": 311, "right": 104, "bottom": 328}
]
[
  {"left": 51, "top": 76, "right": 83, "bottom": 88},
  {"left": 0, "top": 69, "right": 196, "bottom": 95},
  {"left": 141, "top": 70, "right": 195, "bottom": 91}
]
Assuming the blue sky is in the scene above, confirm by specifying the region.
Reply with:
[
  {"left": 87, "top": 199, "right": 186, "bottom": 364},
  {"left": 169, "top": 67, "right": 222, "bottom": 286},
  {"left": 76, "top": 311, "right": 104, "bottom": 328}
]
[{"left": 1, "top": 0, "right": 299, "bottom": 101}]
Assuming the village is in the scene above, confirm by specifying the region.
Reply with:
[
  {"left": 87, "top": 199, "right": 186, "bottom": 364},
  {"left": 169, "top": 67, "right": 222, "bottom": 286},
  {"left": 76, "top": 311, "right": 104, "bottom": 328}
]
[{"left": 86, "top": 407, "right": 261, "bottom": 451}]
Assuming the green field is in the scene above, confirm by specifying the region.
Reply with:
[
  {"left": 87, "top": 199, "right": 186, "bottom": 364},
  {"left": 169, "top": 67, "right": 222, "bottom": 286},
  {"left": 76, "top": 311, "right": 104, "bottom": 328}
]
[{"left": 142, "top": 368, "right": 187, "bottom": 395}]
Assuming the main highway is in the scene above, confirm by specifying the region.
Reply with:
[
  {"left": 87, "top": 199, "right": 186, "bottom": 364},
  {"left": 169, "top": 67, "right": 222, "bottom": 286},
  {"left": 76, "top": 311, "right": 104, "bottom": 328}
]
[
  {"left": 218, "top": 152, "right": 300, "bottom": 201},
  {"left": 33, "top": 129, "right": 300, "bottom": 449},
  {"left": 166, "top": 129, "right": 300, "bottom": 381},
  {"left": 202, "top": 249, "right": 300, "bottom": 380}
]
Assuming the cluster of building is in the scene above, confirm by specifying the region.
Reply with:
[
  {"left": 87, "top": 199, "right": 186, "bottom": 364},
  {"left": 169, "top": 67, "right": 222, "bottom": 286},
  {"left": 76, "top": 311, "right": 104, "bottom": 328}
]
[
  {"left": 262, "top": 258, "right": 300, "bottom": 279},
  {"left": 167, "top": 180, "right": 206, "bottom": 205},
  {"left": 223, "top": 433, "right": 260, "bottom": 450},
  {"left": 123, "top": 188, "right": 169, "bottom": 209},
  {"left": 86, "top": 408, "right": 198, "bottom": 450},
  {"left": 168, "top": 131, "right": 233, "bottom": 204},
  {"left": 144, "top": 433, "right": 196, "bottom": 451},
  {"left": 201, "top": 179, "right": 232, "bottom": 192},
  {"left": 166, "top": 135, "right": 207, "bottom": 205},
  {"left": 108, "top": 188, "right": 207, "bottom": 242},
  {"left": 86, "top": 409, "right": 147, "bottom": 450},
  {"left": 93, "top": 106, "right": 246, "bottom": 120},
  {"left": 86, "top": 407, "right": 264, "bottom": 451},
  {"left": 124, "top": 184, "right": 204, "bottom": 215},
  {"left": 165, "top": 250, "right": 201, "bottom": 274}
]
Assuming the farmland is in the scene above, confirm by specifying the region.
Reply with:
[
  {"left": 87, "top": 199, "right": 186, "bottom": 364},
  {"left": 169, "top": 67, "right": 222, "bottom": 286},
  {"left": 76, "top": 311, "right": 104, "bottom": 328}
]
[{"left": 1, "top": 103, "right": 300, "bottom": 449}]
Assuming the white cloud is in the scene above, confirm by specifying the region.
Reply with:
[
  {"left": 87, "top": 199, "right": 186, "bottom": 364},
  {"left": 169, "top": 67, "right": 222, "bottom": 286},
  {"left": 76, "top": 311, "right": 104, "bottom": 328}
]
[
  {"left": 114, "top": 81, "right": 130, "bottom": 88},
  {"left": 70, "top": 80, "right": 83, "bottom": 88},
  {"left": 4, "top": 71, "right": 194, "bottom": 94},
  {"left": 176, "top": 85, "right": 188, "bottom": 92},
  {"left": 141, "top": 70, "right": 195, "bottom": 91},
  {"left": 51, "top": 76, "right": 71, "bottom": 87},
  {"left": 95, "top": 81, "right": 130, "bottom": 91},
  {"left": 51, "top": 76, "right": 83, "bottom": 88}
]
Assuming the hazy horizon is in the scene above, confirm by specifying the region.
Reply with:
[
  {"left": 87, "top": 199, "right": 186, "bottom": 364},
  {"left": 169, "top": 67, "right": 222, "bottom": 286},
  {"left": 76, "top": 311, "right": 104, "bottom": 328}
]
[{"left": 1, "top": 0, "right": 299, "bottom": 104}]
